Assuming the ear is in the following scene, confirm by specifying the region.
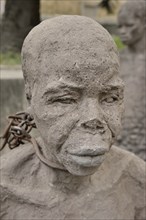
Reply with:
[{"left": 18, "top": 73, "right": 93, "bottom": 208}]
[
  {"left": 143, "top": 15, "right": 146, "bottom": 29},
  {"left": 26, "top": 106, "right": 33, "bottom": 115},
  {"left": 24, "top": 83, "right": 34, "bottom": 120},
  {"left": 25, "top": 83, "right": 32, "bottom": 105}
]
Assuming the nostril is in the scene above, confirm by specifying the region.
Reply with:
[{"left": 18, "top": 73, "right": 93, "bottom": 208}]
[
  {"left": 81, "top": 119, "right": 106, "bottom": 133},
  {"left": 97, "top": 126, "right": 106, "bottom": 134}
]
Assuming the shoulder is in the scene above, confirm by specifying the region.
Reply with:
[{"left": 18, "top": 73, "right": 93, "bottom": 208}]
[
  {"left": 93, "top": 146, "right": 145, "bottom": 198},
  {"left": 1, "top": 143, "right": 36, "bottom": 174},
  {"left": 109, "top": 146, "right": 145, "bottom": 183},
  {"left": 0, "top": 142, "right": 48, "bottom": 211},
  {"left": 110, "top": 146, "right": 146, "bottom": 219},
  {"left": 113, "top": 146, "right": 145, "bottom": 176},
  {"left": 0, "top": 143, "right": 44, "bottom": 219},
  {"left": 0, "top": 143, "right": 40, "bottom": 189},
  {"left": 92, "top": 146, "right": 146, "bottom": 219}
]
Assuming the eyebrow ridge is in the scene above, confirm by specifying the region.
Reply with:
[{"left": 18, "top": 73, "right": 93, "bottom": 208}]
[
  {"left": 42, "top": 81, "right": 83, "bottom": 96},
  {"left": 99, "top": 84, "right": 124, "bottom": 92}
]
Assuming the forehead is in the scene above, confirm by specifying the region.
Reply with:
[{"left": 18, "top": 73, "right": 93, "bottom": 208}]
[
  {"left": 118, "top": 9, "right": 136, "bottom": 21},
  {"left": 118, "top": 3, "right": 141, "bottom": 21},
  {"left": 38, "top": 73, "right": 124, "bottom": 99},
  {"left": 37, "top": 43, "right": 119, "bottom": 87},
  {"left": 22, "top": 16, "right": 120, "bottom": 90},
  {"left": 38, "top": 60, "right": 119, "bottom": 90},
  {"left": 36, "top": 60, "right": 121, "bottom": 95}
]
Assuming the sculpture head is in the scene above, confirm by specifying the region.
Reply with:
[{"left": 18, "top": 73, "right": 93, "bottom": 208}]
[
  {"left": 21, "top": 16, "right": 124, "bottom": 176},
  {"left": 118, "top": 0, "right": 146, "bottom": 46}
]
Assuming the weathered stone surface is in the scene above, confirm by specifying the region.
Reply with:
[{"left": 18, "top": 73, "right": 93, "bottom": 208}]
[
  {"left": 1, "top": 143, "right": 145, "bottom": 219},
  {"left": 1, "top": 15, "right": 146, "bottom": 220},
  {"left": 117, "top": 0, "right": 146, "bottom": 160}
]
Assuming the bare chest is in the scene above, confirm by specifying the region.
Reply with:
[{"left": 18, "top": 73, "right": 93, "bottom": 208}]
[{"left": 2, "top": 185, "right": 135, "bottom": 220}]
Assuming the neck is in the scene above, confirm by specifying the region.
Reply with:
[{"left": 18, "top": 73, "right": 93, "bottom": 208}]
[
  {"left": 48, "top": 167, "right": 92, "bottom": 192},
  {"left": 32, "top": 137, "right": 91, "bottom": 191},
  {"left": 128, "top": 34, "right": 146, "bottom": 54}
]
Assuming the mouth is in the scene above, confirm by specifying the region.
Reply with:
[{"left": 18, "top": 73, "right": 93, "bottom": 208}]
[
  {"left": 120, "top": 35, "right": 129, "bottom": 41},
  {"left": 68, "top": 148, "right": 108, "bottom": 167}
]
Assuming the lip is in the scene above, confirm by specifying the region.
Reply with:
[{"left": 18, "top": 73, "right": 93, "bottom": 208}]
[
  {"left": 68, "top": 149, "right": 107, "bottom": 167},
  {"left": 69, "top": 148, "right": 108, "bottom": 156},
  {"left": 120, "top": 35, "right": 128, "bottom": 41}
]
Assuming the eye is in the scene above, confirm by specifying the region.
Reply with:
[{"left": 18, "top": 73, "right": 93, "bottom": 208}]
[
  {"left": 100, "top": 95, "right": 119, "bottom": 105},
  {"left": 49, "top": 97, "right": 77, "bottom": 105},
  {"left": 54, "top": 98, "right": 76, "bottom": 104},
  {"left": 118, "top": 24, "right": 122, "bottom": 28},
  {"left": 126, "top": 24, "right": 134, "bottom": 27}
]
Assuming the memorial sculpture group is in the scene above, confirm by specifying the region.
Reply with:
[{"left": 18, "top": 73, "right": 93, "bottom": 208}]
[
  {"left": 0, "top": 16, "right": 145, "bottom": 219},
  {"left": 117, "top": 0, "right": 146, "bottom": 160}
]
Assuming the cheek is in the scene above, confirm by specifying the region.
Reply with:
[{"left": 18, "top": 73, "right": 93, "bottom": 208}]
[
  {"left": 103, "top": 106, "right": 123, "bottom": 136},
  {"left": 130, "top": 27, "right": 138, "bottom": 36},
  {"left": 31, "top": 97, "right": 78, "bottom": 126},
  {"left": 130, "top": 25, "right": 143, "bottom": 40},
  {"left": 32, "top": 101, "right": 80, "bottom": 146}
]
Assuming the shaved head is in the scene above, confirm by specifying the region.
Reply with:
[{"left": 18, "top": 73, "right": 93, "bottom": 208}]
[
  {"left": 21, "top": 15, "right": 119, "bottom": 101},
  {"left": 118, "top": 0, "right": 146, "bottom": 22}
]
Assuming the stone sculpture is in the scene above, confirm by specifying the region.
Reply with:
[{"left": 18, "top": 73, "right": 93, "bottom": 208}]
[
  {"left": 1, "top": 16, "right": 146, "bottom": 220},
  {"left": 117, "top": 0, "right": 146, "bottom": 160}
]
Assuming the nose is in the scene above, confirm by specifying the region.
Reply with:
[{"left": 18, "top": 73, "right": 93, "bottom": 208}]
[
  {"left": 119, "top": 26, "right": 126, "bottom": 35},
  {"left": 81, "top": 119, "right": 106, "bottom": 134},
  {"left": 79, "top": 98, "right": 107, "bottom": 134}
]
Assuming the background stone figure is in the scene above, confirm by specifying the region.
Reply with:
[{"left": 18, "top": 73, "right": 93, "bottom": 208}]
[
  {"left": 1, "top": 16, "right": 145, "bottom": 220},
  {"left": 117, "top": 0, "right": 146, "bottom": 160}
]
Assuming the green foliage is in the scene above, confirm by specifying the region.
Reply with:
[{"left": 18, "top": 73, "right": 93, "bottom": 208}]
[
  {"left": 0, "top": 52, "right": 21, "bottom": 65},
  {"left": 113, "top": 35, "right": 125, "bottom": 50}
]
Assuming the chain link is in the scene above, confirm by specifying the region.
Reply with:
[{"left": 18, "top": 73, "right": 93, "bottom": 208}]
[{"left": 0, "top": 112, "right": 36, "bottom": 150}]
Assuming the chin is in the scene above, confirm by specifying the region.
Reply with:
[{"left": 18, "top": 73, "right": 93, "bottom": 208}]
[
  {"left": 66, "top": 164, "right": 101, "bottom": 176},
  {"left": 121, "top": 39, "right": 129, "bottom": 45}
]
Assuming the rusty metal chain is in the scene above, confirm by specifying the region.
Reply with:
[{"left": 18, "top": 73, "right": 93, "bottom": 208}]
[{"left": 0, "top": 112, "right": 36, "bottom": 151}]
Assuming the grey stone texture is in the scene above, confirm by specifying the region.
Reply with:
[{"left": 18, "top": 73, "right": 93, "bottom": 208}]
[
  {"left": 1, "top": 143, "right": 145, "bottom": 219},
  {"left": 117, "top": 0, "right": 146, "bottom": 160},
  {"left": 1, "top": 16, "right": 146, "bottom": 220}
]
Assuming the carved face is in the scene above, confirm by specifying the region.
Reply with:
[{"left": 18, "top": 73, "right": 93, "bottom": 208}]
[
  {"left": 118, "top": 9, "right": 145, "bottom": 46},
  {"left": 30, "top": 53, "right": 124, "bottom": 176}
]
